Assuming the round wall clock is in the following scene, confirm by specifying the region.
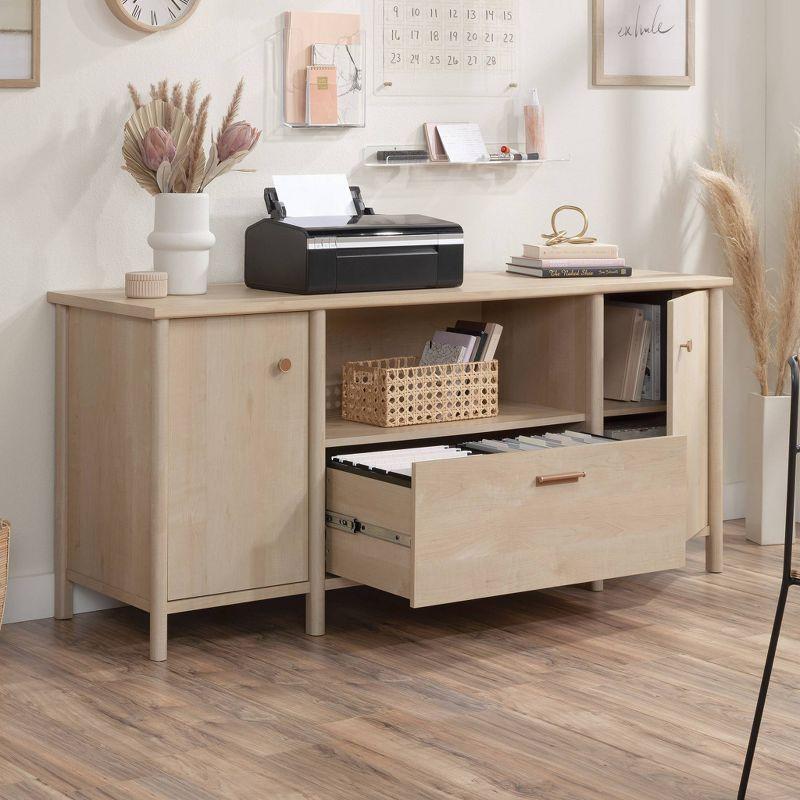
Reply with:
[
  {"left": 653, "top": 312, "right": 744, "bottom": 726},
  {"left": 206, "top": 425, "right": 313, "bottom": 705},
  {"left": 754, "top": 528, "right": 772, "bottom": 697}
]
[{"left": 105, "top": 0, "right": 201, "bottom": 33}]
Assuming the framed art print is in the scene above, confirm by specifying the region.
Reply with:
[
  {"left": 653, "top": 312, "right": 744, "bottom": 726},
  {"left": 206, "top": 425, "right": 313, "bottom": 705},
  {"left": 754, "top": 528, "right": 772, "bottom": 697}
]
[
  {"left": 0, "top": 0, "right": 40, "bottom": 88},
  {"left": 593, "top": 0, "right": 694, "bottom": 87}
]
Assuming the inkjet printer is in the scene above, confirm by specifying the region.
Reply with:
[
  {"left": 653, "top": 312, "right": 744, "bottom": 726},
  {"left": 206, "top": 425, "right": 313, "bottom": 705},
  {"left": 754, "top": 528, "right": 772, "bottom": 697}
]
[{"left": 244, "top": 186, "right": 464, "bottom": 294}]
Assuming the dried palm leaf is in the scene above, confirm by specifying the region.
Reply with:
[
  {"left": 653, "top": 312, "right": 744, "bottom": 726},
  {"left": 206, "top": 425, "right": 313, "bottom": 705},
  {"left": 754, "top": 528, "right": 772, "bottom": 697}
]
[
  {"left": 122, "top": 99, "right": 195, "bottom": 195},
  {"left": 200, "top": 147, "right": 253, "bottom": 191}
]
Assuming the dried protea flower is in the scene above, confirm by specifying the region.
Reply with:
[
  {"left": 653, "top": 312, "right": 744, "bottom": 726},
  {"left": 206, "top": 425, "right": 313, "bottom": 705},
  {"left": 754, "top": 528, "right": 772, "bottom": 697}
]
[
  {"left": 140, "top": 127, "right": 176, "bottom": 171},
  {"left": 216, "top": 121, "right": 260, "bottom": 161}
]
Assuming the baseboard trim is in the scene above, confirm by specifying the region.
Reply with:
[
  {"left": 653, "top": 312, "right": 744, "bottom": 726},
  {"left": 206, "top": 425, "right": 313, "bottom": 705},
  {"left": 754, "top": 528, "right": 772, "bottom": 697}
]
[
  {"left": 724, "top": 481, "right": 746, "bottom": 521},
  {"left": 3, "top": 573, "right": 121, "bottom": 625}
]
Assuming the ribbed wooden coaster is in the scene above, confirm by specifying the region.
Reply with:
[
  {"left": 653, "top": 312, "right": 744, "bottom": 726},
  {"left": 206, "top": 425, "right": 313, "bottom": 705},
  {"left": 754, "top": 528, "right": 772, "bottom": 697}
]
[
  {"left": 342, "top": 357, "right": 499, "bottom": 428},
  {"left": 125, "top": 271, "right": 168, "bottom": 299}
]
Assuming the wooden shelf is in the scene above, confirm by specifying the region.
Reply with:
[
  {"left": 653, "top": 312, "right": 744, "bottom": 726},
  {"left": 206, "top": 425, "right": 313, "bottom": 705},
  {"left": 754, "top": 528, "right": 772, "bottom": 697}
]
[
  {"left": 603, "top": 399, "right": 667, "bottom": 418},
  {"left": 325, "top": 401, "right": 585, "bottom": 448}
]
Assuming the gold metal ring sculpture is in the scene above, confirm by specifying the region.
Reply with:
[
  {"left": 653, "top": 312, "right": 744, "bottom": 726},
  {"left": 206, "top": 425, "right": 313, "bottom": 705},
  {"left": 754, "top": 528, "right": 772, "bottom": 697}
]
[{"left": 541, "top": 205, "right": 598, "bottom": 247}]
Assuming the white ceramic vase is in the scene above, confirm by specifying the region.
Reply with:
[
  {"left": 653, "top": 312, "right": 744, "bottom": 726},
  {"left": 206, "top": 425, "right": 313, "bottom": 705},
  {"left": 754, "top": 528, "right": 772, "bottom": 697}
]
[
  {"left": 746, "top": 392, "right": 795, "bottom": 545},
  {"left": 148, "top": 193, "right": 216, "bottom": 295}
]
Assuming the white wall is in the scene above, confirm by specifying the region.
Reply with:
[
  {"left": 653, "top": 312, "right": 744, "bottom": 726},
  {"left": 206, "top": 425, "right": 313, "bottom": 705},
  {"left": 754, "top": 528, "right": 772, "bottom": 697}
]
[
  {"left": 766, "top": 1, "right": 800, "bottom": 328},
  {"left": 0, "top": 0, "right": 764, "bottom": 623}
]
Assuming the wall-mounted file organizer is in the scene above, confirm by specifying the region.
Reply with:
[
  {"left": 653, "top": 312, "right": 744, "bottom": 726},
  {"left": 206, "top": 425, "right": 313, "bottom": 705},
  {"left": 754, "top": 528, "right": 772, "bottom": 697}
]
[
  {"left": 374, "top": 0, "right": 519, "bottom": 97},
  {"left": 363, "top": 143, "right": 569, "bottom": 167},
  {"left": 267, "top": 23, "right": 367, "bottom": 129}
]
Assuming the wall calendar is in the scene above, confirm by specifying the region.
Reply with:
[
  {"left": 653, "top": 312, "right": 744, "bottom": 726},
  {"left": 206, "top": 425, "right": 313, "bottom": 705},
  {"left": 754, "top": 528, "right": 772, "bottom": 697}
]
[{"left": 375, "top": 0, "right": 519, "bottom": 96}]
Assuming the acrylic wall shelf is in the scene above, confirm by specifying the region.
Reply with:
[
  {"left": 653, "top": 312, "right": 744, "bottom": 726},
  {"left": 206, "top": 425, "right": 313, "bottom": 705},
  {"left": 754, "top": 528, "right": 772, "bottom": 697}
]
[{"left": 363, "top": 144, "right": 569, "bottom": 167}]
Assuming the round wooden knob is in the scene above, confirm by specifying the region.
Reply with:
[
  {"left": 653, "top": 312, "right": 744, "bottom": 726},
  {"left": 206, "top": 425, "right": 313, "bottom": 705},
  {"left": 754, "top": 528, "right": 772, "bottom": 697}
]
[
  {"left": 680, "top": 340, "right": 693, "bottom": 353},
  {"left": 278, "top": 358, "right": 292, "bottom": 373}
]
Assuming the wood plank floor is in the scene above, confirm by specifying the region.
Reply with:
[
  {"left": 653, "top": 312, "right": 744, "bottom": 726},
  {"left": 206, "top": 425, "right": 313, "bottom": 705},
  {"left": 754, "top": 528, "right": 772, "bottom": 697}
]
[{"left": 0, "top": 522, "right": 797, "bottom": 799}]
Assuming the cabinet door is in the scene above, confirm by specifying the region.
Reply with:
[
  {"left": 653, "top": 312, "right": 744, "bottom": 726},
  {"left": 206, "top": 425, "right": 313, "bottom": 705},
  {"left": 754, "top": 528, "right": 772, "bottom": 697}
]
[
  {"left": 167, "top": 313, "right": 309, "bottom": 600},
  {"left": 667, "top": 291, "right": 709, "bottom": 539}
]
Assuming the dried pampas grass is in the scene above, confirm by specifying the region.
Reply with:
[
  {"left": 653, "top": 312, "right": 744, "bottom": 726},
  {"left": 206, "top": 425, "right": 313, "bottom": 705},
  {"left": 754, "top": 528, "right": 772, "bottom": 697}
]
[
  {"left": 184, "top": 94, "right": 210, "bottom": 192},
  {"left": 218, "top": 77, "right": 244, "bottom": 143},
  {"left": 185, "top": 79, "right": 199, "bottom": 124},
  {"left": 695, "top": 163, "right": 771, "bottom": 395},
  {"left": 127, "top": 83, "right": 143, "bottom": 111},
  {"left": 697, "top": 131, "right": 800, "bottom": 395}
]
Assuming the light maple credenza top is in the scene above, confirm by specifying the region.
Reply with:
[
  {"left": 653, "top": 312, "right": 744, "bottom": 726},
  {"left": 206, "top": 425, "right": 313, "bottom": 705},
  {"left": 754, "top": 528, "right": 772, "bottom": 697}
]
[{"left": 47, "top": 270, "right": 732, "bottom": 320}]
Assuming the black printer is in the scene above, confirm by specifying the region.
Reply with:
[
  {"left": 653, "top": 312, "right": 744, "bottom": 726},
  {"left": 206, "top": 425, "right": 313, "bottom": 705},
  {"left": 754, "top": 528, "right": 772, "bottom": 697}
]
[{"left": 244, "top": 186, "right": 464, "bottom": 294}]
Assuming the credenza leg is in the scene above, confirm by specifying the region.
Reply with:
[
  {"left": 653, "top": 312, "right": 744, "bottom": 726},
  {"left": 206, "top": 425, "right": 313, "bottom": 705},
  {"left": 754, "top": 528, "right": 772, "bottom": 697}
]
[
  {"left": 150, "top": 320, "right": 170, "bottom": 660},
  {"left": 707, "top": 288, "right": 724, "bottom": 573},
  {"left": 150, "top": 612, "right": 168, "bottom": 662},
  {"left": 54, "top": 304, "right": 73, "bottom": 621},
  {"left": 306, "top": 310, "right": 326, "bottom": 636},
  {"left": 589, "top": 580, "right": 604, "bottom": 592}
]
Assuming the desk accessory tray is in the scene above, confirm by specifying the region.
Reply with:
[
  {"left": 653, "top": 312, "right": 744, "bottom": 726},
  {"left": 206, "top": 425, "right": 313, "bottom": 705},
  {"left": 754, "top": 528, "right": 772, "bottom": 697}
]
[{"left": 341, "top": 356, "right": 498, "bottom": 428}]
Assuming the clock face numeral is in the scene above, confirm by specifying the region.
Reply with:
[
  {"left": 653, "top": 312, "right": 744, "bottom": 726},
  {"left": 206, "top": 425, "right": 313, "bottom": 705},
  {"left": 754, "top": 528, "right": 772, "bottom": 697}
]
[{"left": 116, "top": 0, "right": 196, "bottom": 29}]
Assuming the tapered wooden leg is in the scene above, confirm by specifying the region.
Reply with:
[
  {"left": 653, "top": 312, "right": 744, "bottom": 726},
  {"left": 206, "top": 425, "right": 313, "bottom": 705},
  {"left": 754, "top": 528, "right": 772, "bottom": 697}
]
[
  {"left": 150, "top": 611, "right": 168, "bottom": 662},
  {"left": 150, "top": 320, "right": 169, "bottom": 661},
  {"left": 306, "top": 310, "right": 326, "bottom": 636},
  {"left": 54, "top": 305, "right": 73, "bottom": 620},
  {"left": 707, "top": 289, "right": 723, "bottom": 573}
]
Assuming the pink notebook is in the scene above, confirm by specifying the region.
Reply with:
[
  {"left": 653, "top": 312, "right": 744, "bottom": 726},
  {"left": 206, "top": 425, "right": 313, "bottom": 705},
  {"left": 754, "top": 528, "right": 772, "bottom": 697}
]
[
  {"left": 284, "top": 11, "right": 359, "bottom": 125},
  {"left": 306, "top": 66, "right": 338, "bottom": 126}
]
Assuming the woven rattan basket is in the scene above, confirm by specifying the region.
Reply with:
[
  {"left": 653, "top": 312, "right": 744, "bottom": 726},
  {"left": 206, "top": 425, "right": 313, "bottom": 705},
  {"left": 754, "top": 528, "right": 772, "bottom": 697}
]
[
  {"left": 341, "top": 357, "right": 499, "bottom": 428},
  {"left": 0, "top": 520, "right": 9, "bottom": 630}
]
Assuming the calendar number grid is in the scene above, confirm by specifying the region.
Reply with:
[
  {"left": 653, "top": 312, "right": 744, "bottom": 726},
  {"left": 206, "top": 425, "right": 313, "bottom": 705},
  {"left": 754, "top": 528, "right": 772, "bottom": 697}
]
[{"left": 376, "top": 0, "right": 518, "bottom": 96}]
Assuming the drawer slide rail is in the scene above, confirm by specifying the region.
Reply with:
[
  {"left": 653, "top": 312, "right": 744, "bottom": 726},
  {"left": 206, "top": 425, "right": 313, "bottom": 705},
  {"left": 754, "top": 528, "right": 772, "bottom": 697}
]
[{"left": 325, "top": 511, "right": 411, "bottom": 548}]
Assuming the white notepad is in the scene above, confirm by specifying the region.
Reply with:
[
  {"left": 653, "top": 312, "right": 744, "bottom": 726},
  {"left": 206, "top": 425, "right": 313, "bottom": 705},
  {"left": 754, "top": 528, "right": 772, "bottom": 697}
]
[{"left": 435, "top": 123, "right": 490, "bottom": 163}]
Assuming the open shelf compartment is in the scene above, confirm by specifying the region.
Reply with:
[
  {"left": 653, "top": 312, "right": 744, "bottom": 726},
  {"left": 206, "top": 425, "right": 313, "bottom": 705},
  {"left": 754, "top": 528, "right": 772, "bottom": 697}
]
[{"left": 325, "top": 296, "right": 589, "bottom": 448}]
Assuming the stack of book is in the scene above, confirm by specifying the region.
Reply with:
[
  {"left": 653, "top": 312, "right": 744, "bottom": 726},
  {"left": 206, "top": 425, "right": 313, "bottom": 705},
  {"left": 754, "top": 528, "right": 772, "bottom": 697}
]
[
  {"left": 604, "top": 302, "right": 663, "bottom": 402},
  {"left": 507, "top": 242, "right": 630, "bottom": 279},
  {"left": 419, "top": 320, "right": 503, "bottom": 366}
]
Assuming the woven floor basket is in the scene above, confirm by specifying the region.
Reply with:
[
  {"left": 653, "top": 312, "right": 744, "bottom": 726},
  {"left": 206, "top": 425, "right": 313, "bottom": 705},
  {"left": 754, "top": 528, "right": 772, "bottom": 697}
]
[
  {"left": 342, "top": 357, "right": 499, "bottom": 428},
  {"left": 0, "top": 520, "right": 9, "bottom": 630}
]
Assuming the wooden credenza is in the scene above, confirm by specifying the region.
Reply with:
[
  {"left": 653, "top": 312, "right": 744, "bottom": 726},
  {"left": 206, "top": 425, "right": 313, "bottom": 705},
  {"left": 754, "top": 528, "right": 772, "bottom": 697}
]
[{"left": 48, "top": 270, "right": 731, "bottom": 660}]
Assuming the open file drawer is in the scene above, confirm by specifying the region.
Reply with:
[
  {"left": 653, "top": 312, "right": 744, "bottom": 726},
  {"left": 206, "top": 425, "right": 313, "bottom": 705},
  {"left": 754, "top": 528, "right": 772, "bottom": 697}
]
[{"left": 326, "top": 436, "right": 688, "bottom": 607}]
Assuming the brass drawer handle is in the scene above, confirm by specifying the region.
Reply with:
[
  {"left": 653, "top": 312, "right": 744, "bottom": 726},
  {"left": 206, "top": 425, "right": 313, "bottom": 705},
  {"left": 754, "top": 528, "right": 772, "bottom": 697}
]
[
  {"left": 680, "top": 339, "right": 693, "bottom": 353},
  {"left": 278, "top": 358, "right": 293, "bottom": 373},
  {"left": 536, "top": 471, "right": 586, "bottom": 487}
]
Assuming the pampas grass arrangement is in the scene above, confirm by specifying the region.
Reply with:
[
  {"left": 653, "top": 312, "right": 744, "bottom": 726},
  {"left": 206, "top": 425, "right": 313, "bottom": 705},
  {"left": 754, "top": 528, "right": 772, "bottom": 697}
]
[
  {"left": 696, "top": 132, "right": 800, "bottom": 396},
  {"left": 121, "top": 77, "right": 260, "bottom": 196}
]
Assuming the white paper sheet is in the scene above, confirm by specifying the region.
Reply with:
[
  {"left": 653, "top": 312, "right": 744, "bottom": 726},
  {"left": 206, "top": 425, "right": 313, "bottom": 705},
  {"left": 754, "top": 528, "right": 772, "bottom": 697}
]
[
  {"left": 435, "top": 123, "right": 490, "bottom": 163},
  {"left": 272, "top": 173, "right": 356, "bottom": 217}
]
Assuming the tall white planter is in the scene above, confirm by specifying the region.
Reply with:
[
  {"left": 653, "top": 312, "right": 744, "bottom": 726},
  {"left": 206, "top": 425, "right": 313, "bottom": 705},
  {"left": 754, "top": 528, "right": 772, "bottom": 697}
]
[
  {"left": 746, "top": 393, "right": 794, "bottom": 545},
  {"left": 148, "top": 193, "right": 215, "bottom": 295}
]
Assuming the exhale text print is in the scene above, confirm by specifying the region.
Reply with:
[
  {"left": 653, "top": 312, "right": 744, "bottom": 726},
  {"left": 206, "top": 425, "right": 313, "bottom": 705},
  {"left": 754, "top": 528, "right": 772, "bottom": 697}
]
[{"left": 617, "top": 3, "right": 676, "bottom": 39}]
